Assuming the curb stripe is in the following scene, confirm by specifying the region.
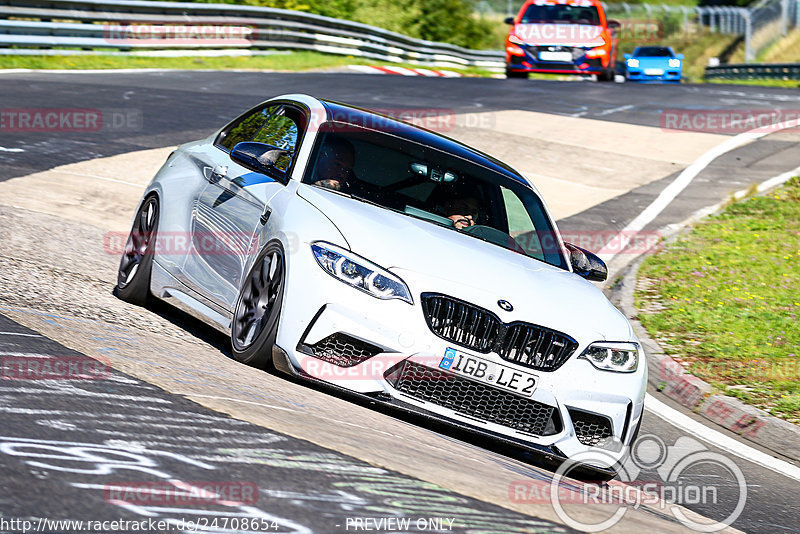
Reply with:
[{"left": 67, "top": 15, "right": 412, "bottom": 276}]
[
  {"left": 347, "top": 65, "right": 462, "bottom": 77},
  {"left": 645, "top": 394, "right": 800, "bottom": 482}
]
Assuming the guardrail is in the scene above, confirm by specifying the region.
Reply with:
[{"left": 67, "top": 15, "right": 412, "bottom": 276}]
[
  {"left": 604, "top": 0, "right": 799, "bottom": 62},
  {"left": 705, "top": 62, "right": 800, "bottom": 80},
  {"left": 0, "top": 0, "right": 505, "bottom": 68}
]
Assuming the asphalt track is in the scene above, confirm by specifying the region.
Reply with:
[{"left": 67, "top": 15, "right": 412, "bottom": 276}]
[{"left": 1, "top": 71, "right": 800, "bottom": 533}]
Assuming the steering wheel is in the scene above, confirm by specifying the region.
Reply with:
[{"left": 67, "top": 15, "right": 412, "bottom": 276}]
[{"left": 461, "top": 225, "right": 527, "bottom": 254}]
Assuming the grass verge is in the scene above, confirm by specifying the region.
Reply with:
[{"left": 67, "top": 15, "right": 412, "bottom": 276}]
[
  {"left": 707, "top": 78, "right": 800, "bottom": 89},
  {"left": 636, "top": 177, "right": 800, "bottom": 424},
  {"left": 0, "top": 51, "right": 498, "bottom": 77}
]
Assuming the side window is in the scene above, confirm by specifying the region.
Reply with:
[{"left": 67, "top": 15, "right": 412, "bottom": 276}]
[
  {"left": 218, "top": 105, "right": 301, "bottom": 172},
  {"left": 219, "top": 105, "right": 276, "bottom": 152},
  {"left": 502, "top": 186, "right": 544, "bottom": 259}
]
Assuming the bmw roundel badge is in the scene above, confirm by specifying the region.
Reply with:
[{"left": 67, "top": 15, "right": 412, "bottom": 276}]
[{"left": 497, "top": 300, "right": 513, "bottom": 312}]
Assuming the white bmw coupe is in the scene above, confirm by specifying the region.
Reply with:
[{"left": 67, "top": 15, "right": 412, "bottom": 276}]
[{"left": 117, "top": 94, "right": 646, "bottom": 475}]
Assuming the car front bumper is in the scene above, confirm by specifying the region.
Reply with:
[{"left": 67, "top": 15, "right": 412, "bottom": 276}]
[
  {"left": 276, "top": 243, "right": 647, "bottom": 470},
  {"left": 507, "top": 49, "right": 608, "bottom": 75},
  {"left": 626, "top": 69, "right": 682, "bottom": 82}
]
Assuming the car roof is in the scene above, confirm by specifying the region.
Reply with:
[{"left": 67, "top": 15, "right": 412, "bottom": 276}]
[
  {"left": 318, "top": 99, "right": 532, "bottom": 188},
  {"left": 521, "top": 0, "right": 603, "bottom": 8},
  {"left": 633, "top": 46, "right": 673, "bottom": 55}
]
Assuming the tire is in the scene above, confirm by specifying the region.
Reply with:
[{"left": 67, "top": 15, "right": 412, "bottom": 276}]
[
  {"left": 597, "top": 68, "right": 615, "bottom": 82},
  {"left": 231, "top": 241, "right": 285, "bottom": 368},
  {"left": 506, "top": 68, "right": 529, "bottom": 79},
  {"left": 116, "top": 195, "right": 159, "bottom": 306}
]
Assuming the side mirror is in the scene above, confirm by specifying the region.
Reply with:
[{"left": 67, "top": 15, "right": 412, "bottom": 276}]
[
  {"left": 623, "top": 53, "right": 632, "bottom": 60},
  {"left": 607, "top": 19, "right": 621, "bottom": 31},
  {"left": 504, "top": 16, "right": 515, "bottom": 25},
  {"left": 231, "top": 142, "right": 291, "bottom": 184},
  {"left": 676, "top": 53, "right": 685, "bottom": 60},
  {"left": 564, "top": 242, "right": 607, "bottom": 282}
]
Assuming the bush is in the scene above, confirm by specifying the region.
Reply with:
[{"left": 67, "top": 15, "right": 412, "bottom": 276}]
[{"left": 188, "top": 0, "right": 497, "bottom": 49}]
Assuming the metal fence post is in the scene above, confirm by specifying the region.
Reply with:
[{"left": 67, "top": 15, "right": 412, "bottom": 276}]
[
  {"left": 681, "top": 6, "right": 690, "bottom": 35},
  {"left": 781, "top": 0, "right": 789, "bottom": 34},
  {"left": 744, "top": 11, "right": 754, "bottom": 62}
]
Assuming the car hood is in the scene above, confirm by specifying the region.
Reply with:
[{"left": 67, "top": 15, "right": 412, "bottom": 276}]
[
  {"left": 632, "top": 57, "right": 674, "bottom": 67},
  {"left": 514, "top": 23, "right": 605, "bottom": 47},
  {"left": 297, "top": 185, "right": 632, "bottom": 342}
]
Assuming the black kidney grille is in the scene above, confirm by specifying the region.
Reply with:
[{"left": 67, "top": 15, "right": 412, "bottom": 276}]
[
  {"left": 387, "top": 360, "right": 561, "bottom": 436},
  {"left": 421, "top": 294, "right": 578, "bottom": 372},
  {"left": 499, "top": 324, "right": 578, "bottom": 371},
  {"left": 421, "top": 294, "right": 500, "bottom": 353}
]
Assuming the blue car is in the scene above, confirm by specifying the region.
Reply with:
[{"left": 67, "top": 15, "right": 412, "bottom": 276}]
[{"left": 624, "top": 46, "right": 683, "bottom": 83}]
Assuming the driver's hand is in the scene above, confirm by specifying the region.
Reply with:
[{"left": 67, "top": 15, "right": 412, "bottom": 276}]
[
  {"left": 316, "top": 178, "right": 343, "bottom": 191},
  {"left": 449, "top": 214, "right": 474, "bottom": 229}
]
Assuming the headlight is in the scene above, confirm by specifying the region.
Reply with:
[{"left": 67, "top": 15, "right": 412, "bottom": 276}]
[
  {"left": 668, "top": 58, "right": 681, "bottom": 68},
  {"left": 311, "top": 242, "right": 413, "bottom": 304},
  {"left": 508, "top": 34, "right": 525, "bottom": 45},
  {"left": 585, "top": 47, "right": 607, "bottom": 58},
  {"left": 579, "top": 342, "right": 639, "bottom": 373},
  {"left": 627, "top": 58, "right": 639, "bottom": 68}
]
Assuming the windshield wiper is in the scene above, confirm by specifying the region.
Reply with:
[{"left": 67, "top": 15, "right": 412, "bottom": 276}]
[{"left": 347, "top": 192, "right": 387, "bottom": 210}]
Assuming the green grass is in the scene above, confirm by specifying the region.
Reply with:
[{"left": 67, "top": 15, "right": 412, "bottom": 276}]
[
  {"left": 636, "top": 177, "right": 800, "bottom": 423},
  {"left": 707, "top": 78, "right": 800, "bottom": 88},
  {"left": 618, "top": 29, "right": 740, "bottom": 83},
  {"left": 0, "top": 51, "right": 498, "bottom": 77}
]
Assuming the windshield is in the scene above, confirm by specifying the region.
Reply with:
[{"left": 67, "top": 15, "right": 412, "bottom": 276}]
[
  {"left": 303, "top": 123, "right": 568, "bottom": 270},
  {"left": 521, "top": 3, "right": 600, "bottom": 25},
  {"left": 634, "top": 47, "right": 673, "bottom": 57}
]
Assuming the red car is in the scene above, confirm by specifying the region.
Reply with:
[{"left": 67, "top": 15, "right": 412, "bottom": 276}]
[{"left": 504, "top": 0, "right": 620, "bottom": 81}]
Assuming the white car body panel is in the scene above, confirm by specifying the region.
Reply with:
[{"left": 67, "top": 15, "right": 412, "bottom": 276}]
[{"left": 129, "top": 94, "right": 646, "bottom": 472}]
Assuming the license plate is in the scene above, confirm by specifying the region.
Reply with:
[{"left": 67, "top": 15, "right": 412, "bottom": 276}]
[
  {"left": 539, "top": 51, "right": 572, "bottom": 62},
  {"left": 644, "top": 68, "right": 664, "bottom": 75},
  {"left": 440, "top": 348, "right": 537, "bottom": 397}
]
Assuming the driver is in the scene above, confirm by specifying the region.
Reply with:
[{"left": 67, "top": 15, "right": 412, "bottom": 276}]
[
  {"left": 443, "top": 196, "right": 480, "bottom": 229},
  {"left": 312, "top": 136, "right": 356, "bottom": 192}
]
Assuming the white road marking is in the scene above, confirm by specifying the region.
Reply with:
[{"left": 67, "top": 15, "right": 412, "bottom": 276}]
[
  {"left": 0, "top": 352, "right": 59, "bottom": 358},
  {"left": 0, "top": 147, "right": 25, "bottom": 153},
  {"left": 56, "top": 169, "right": 142, "bottom": 187},
  {"left": 596, "top": 104, "right": 634, "bottom": 116},
  {"left": 601, "top": 116, "right": 800, "bottom": 262},
  {"left": 645, "top": 394, "right": 800, "bottom": 482},
  {"left": 187, "top": 394, "right": 297, "bottom": 413},
  {"left": 0, "top": 331, "right": 41, "bottom": 337}
]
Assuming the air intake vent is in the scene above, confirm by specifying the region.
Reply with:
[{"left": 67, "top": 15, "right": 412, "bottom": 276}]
[{"left": 386, "top": 360, "right": 562, "bottom": 436}]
